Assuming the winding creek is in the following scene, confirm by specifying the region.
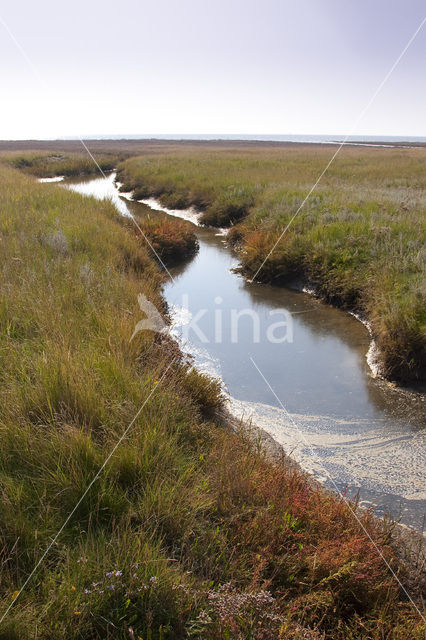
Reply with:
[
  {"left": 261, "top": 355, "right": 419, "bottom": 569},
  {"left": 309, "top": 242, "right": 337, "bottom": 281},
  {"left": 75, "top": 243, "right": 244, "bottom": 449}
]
[{"left": 62, "top": 172, "right": 426, "bottom": 532}]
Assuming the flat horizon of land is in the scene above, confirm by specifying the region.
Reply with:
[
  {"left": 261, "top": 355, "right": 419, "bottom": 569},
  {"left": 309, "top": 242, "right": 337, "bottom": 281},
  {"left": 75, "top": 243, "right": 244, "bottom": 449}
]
[{"left": 0, "top": 136, "right": 425, "bottom": 154}]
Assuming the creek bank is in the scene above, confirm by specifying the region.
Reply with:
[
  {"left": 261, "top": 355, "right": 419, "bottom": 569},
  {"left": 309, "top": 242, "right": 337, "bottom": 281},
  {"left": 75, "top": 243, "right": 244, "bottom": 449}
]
[
  {"left": 116, "top": 149, "right": 426, "bottom": 386},
  {"left": 227, "top": 227, "right": 426, "bottom": 387},
  {"left": 38, "top": 169, "right": 426, "bottom": 596},
  {"left": 124, "top": 185, "right": 387, "bottom": 383},
  {"left": 39, "top": 172, "right": 426, "bottom": 533},
  {"left": 66, "top": 172, "right": 200, "bottom": 267},
  {"left": 124, "top": 174, "right": 420, "bottom": 387},
  {"left": 128, "top": 192, "right": 426, "bottom": 527},
  {"left": 216, "top": 405, "right": 426, "bottom": 594}
]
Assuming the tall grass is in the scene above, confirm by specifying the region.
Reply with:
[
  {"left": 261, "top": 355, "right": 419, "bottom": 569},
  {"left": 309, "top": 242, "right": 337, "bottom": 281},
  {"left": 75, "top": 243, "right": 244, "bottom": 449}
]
[
  {"left": 0, "top": 163, "right": 424, "bottom": 638},
  {"left": 117, "top": 146, "right": 426, "bottom": 383},
  {"left": 6, "top": 152, "right": 121, "bottom": 178}
]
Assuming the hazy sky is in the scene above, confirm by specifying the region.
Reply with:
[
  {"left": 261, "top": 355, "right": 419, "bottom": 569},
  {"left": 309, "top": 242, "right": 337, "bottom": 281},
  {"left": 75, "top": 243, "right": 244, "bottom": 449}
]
[{"left": 1, "top": 0, "right": 425, "bottom": 139}]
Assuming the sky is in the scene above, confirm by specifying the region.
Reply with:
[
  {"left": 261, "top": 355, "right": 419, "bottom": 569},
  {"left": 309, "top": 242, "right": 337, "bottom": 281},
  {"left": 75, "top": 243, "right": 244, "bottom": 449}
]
[{"left": 0, "top": 0, "right": 425, "bottom": 139}]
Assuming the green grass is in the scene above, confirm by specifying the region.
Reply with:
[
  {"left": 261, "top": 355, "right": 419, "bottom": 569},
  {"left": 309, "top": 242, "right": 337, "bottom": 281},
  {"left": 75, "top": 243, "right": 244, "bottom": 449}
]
[
  {"left": 117, "top": 146, "right": 426, "bottom": 383},
  {"left": 0, "top": 162, "right": 424, "bottom": 639},
  {"left": 6, "top": 151, "right": 122, "bottom": 178}
]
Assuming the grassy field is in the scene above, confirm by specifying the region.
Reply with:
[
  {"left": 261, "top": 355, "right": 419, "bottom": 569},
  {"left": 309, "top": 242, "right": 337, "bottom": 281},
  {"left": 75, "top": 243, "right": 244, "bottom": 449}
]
[
  {"left": 0, "top": 160, "right": 424, "bottom": 638},
  {"left": 116, "top": 145, "right": 426, "bottom": 383},
  {"left": 7, "top": 151, "right": 122, "bottom": 178}
]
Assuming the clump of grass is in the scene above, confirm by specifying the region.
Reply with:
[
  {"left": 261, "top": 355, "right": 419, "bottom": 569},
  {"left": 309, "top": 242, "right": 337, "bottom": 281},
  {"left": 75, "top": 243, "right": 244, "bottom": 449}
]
[
  {"left": 132, "top": 217, "right": 198, "bottom": 266},
  {"left": 200, "top": 186, "right": 255, "bottom": 226},
  {"left": 117, "top": 146, "right": 426, "bottom": 383},
  {"left": 0, "top": 163, "right": 423, "bottom": 638}
]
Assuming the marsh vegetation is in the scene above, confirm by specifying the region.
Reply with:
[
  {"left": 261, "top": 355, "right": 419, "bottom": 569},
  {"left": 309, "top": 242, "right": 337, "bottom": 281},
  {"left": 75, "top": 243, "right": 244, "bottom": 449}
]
[
  {"left": 8, "top": 151, "right": 121, "bottom": 178},
  {"left": 0, "top": 158, "right": 424, "bottom": 638}
]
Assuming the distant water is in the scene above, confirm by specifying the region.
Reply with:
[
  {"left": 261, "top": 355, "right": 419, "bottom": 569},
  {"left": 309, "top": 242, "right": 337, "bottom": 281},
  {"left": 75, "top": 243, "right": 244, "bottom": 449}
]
[{"left": 67, "top": 134, "right": 426, "bottom": 145}]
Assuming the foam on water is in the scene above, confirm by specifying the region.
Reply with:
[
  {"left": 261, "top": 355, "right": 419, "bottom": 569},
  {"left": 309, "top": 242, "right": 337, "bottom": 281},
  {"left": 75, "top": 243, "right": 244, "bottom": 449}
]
[{"left": 228, "top": 397, "right": 426, "bottom": 502}]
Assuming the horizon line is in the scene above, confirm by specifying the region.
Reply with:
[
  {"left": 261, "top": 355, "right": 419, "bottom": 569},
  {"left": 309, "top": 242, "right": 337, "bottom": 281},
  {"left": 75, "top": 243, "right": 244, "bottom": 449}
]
[{"left": 2, "top": 133, "right": 426, "bottom": 142}]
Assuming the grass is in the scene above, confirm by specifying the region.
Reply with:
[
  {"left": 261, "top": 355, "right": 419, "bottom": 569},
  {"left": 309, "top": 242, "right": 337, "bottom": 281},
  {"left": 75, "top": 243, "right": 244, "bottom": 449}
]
[
  {"left": 131, "top": 215, "right": 198, "bottom": 266},
  {"left": 0, "top": 160, "right": 424, "bottom": 638},
  {"left": 7, "top": 151, "right": 122, "bottom": 178},
  {"left": 116, "top": 145, "right": 426, "bottom": 383}
]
